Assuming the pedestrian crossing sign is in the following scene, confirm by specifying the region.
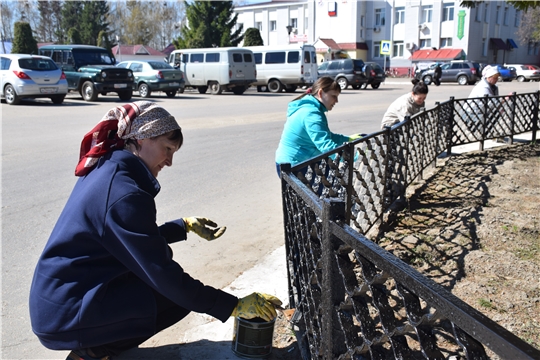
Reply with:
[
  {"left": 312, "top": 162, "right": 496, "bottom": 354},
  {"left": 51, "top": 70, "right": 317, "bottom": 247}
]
[{"left": 380, "top": 41, "right": 391, "bottom": 55}]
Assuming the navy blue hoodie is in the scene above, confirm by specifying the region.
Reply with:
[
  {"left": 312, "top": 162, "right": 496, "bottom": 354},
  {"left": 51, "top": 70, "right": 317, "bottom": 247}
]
[{"left": 29, "top": 149, "right": 237, "bottom": 350}]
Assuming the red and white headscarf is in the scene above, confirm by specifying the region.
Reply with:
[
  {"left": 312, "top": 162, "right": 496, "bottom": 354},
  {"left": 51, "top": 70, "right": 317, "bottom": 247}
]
[{"left": 75, "top": 101, "right": 180, "bottom": 176}]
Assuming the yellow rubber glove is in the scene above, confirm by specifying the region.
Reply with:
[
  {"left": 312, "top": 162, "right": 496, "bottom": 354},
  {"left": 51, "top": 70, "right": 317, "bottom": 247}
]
[
  {"left": 230, "top": 292, "right": 283, "bottom": 322},
  {"left": 182, "top": 217, "right": 226, "bottom": 241},
  {"left": 349, "top": 133, "right": 364, "bottom": 141}
]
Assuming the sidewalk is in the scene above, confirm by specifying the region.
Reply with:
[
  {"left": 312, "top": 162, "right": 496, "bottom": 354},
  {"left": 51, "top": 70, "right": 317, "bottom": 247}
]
[{"left": 115, "top": 133, "right": 537, "bottom": 360}]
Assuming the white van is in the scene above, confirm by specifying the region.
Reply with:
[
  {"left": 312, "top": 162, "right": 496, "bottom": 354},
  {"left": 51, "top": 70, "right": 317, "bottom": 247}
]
[
  {"left": 166, "top": 47, "right": 257, "bottom": 95},
  {"left": 243, "top": 45, "right": 318, "bottom": 93}
]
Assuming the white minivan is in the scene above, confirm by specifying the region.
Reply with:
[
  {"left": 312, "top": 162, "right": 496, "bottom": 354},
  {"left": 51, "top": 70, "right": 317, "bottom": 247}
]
[
  {"left": 166, "top": 47, "right": 257, "bottom": 95},
  {"left": 243, "top": 45, "right": 318, "bottom": 93}
]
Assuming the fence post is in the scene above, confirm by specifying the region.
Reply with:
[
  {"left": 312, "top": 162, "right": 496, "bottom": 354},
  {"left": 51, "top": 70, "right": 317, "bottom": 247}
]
[
  {"left": 446, "top": 97, "right": 454, "bottom": 156},
  {"left": 509, "top": 92, "right": 517, "bottom": 145},
  {"left": 321, "top": 199, "right": 347, "bottom": 359},
  {"left": 533, "top": 91, "right": 539, "bottom": 143}
]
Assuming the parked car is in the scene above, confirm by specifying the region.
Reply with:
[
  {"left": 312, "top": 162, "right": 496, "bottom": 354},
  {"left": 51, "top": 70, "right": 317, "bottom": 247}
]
[
  {"left": 489, "top": 64, "right": 516, "bottom": 82},
  {"left": 421, "top": 60, "right": 481, "bottom": 85},
  {"left": 39, "top": 44, "right": 134, "bottom": 102},
  {"left": 0, "top": 54, "right": 68, "bottom": 105},
  {"left": 317, "top": 58, "right": 368, "bottom": 90},
  {"left": 361, "top": 62, "right": 385, "bottom": 89},
  {"left": 504, "top": 64, "right": 540, "bottom": 82},
  {"left": 116, "top": 60, "right": 185, "bottom": 98}
]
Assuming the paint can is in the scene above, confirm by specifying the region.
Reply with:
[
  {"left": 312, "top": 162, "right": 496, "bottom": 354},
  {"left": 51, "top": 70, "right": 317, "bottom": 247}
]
[{"left": 232, "top": 316, "right": 276, "bottom": 359}]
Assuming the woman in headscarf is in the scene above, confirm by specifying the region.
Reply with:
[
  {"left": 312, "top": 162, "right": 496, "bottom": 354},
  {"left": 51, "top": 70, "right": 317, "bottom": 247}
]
[{"left": 29, "top": 101, "right": 281, "bottom": 360}]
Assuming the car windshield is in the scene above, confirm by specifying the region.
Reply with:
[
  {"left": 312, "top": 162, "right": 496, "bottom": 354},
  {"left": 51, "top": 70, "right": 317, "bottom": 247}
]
[
  {"left": 148, "top": 62, "right": 173, "bottom": 70},
  {"left": 18, "top": 58, "right": 58, "bottom": 71},
  {"left": 72, "top": 50, "right": 115, "bottom": 66}
]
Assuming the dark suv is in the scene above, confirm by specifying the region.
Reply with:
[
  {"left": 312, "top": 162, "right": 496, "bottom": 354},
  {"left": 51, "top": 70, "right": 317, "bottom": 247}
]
[
  {"left": 39, "top": 45, "right": 135, "bottom": 101},
  {"left": 317, "top": 58, "right": 368, "bottom": 90},
  {"left": 421, "top": 60, "right": 480, "bottom": 85}
]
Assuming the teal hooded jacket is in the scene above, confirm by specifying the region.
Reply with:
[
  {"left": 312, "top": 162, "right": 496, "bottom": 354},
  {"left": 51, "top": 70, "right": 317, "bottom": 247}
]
[{"left": 275, "top": 94, "right": 350, "bottom": 167}]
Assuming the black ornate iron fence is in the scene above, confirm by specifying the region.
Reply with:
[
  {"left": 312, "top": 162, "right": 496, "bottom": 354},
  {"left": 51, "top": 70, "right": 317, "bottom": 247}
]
[{"left": 279, "top": 91, "right": 540, "bottom": 359}]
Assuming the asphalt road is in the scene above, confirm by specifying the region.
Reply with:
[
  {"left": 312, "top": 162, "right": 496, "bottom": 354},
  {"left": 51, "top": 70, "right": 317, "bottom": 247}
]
[{"left": 2, "top": 79, "right": 538, "bottom": 359}]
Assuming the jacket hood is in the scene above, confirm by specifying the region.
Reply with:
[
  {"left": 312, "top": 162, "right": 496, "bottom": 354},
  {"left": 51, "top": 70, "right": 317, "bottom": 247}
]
[{"left": 287, "top": 95, "right": 326, "bottom": 118}]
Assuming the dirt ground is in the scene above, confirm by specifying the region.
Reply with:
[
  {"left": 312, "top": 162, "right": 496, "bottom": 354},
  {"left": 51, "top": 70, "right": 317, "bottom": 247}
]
[{"left": 269, "top": 142, "right": 540, "bottom": 359}]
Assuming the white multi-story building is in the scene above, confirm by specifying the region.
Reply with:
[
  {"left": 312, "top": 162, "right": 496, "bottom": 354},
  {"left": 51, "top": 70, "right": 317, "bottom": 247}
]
[{"left": 235, "top": 0, "right": 539, "bottom": 74}]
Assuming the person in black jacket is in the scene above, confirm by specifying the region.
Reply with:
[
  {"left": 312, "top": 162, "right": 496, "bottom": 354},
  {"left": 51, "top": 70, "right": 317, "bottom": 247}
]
[
  {"left": 433, "top": 64, "right": 442, "bottom": 86},
  {"left": 29, "top": 101, "right": 281, "bottom": 360}
]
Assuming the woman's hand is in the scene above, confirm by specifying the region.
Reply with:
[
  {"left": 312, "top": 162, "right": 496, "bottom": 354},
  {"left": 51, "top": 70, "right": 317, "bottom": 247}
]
[{"left": 182, "top": 217, "right": 226, "bottom": 241}]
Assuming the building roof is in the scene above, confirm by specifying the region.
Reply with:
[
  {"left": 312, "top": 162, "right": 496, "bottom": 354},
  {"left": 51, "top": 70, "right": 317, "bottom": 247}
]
[
  {"left": 111, "top": 45, "right": 165, "bottom": 56},
  {"left": 410, "top": 48, "right": 464, "bottom": 61},
  {"left": 162, "top": 44, "right": 176, "bottom": 56},
  {"left": 314, "top": 38, "right": 368, "bottom": 52}
]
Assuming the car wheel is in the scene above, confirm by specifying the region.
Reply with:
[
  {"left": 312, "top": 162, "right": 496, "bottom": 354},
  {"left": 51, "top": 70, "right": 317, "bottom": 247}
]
[
  {"left": 165, "top": 91, "right": 176, "bottom": 98},
  {"left": 337, "top": 77, "right": 348, "bottom": 90},
  {"left": 285, "top": 85, "right": 297, "bottom": 93},
  {"left": 498, "top": 76, "right": 503, "bottom": 82},
  {"left": 198, "top": 86, "right": 208, "bottom": 94},
  {"left": 232, "top": 86, "right": 246, "bottom": 95},
  {"left": 458, "top": 75, "right": 468, "bottom": 85},
  {"left": 177, "top": 87, "right": 185, "bottom": 94},
  {"left": 352, "top": 85, "right": 360, "bottom": 90},
  {"left": 371, "top": 82, "right": 380, "bottom": 89},
  {"left": 138, "top": 83, "right": 151, "bottom": 98},
  {"left": 360, "top": 83, "right": 368, "bottom": 90},
  {"left": 422, "top": 75, "right": 432, "bottom": 85},
  {"left": 51, "top": 95, "right": 65, "bottom": 104},
  {"left": 118, "top": 90, "right": 132, "bottom": 101},
  {"left": 209, "top": 81, "right": 223, "bottom": 95},
  {"left": 81, "top": 81, "right": 98, "bottom": 101},
  {"left": 268, "top": 79, "right": 283, "bottom": 93},
  {"left": 4, "top": 84, "right": 20, "bottom": 105},
  {"left": 517, "top": 76, "right": 526, "bottom": 82}
]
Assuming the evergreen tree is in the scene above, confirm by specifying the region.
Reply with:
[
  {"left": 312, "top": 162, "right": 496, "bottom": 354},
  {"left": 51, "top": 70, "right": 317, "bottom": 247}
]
[
  {"left": 61, "top": 0, "right": 82, "bottom": 39},
  {"left": 80, "top": 0, "right": 110, "bottom": 45},
  {"left": 12, "top": 21, "right": 38, "bottom": 54},
  {"left": 67, "top": 27, "right": 82, "bottom": 44},
  {"left": 243, "top": 28, "right": 263, "bottom": 46},
  {"left": 174, "top": 1, "right": 243, "bottom": 49}
]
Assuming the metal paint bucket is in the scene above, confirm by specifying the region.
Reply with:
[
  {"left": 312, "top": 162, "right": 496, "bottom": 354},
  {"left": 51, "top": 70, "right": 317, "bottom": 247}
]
[{"left": 232, "top": 316, "right": 275, "bottom": 359}]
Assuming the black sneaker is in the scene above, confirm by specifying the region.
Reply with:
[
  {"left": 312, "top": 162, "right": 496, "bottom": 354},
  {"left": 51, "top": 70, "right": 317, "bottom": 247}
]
[{"left": 66, "top": 349, "right": 111, "bottom": 360}]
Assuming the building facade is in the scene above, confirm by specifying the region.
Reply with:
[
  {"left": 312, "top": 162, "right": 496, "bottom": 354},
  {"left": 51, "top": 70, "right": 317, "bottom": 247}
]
[{"left": 235, "top": 0, "right": 539, "bottom": 74}]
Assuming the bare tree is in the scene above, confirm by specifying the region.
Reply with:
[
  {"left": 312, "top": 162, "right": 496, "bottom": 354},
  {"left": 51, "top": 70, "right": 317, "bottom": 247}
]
[
  {"left": 0, "top": 1, "right": 15, "bottom": 42},
  {"left": 516, "top": 8, "right": 540, "bottom": 44}
]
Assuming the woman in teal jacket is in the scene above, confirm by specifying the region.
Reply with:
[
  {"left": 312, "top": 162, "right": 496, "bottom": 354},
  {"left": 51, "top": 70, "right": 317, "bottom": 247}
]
[{"left": 275, "top": 76, "right": 361, "bottom": 176}]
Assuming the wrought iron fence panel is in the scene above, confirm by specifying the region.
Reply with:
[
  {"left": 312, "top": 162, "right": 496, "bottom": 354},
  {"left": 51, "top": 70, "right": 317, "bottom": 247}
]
[{"left": 280, "top": 91, "right": 540, "bottom": 359}]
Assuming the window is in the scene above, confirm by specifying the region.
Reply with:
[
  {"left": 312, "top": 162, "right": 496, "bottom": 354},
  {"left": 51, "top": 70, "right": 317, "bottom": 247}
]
[
  {"left": 528, "top": 41, "right": 539, "bottom": 55},
  {"left": 393, "top": 41, "right": 404, "bottom": 57},
  {"left": 361, "top": 15, "right": 364, "bottom": 27},
  {"left": 304, "top": 51, "right": 311, "bottom": 63},
  {"left": 475, "top": 5, "right": 481, "bottom": 21},
  {"left": 270, "top": 20, "right": 276, "bottom": 31},
  {"left": 374, "top": 42, "right": 381, "bottom": 58},
  {"left": 495, "top": 6, "right": 500, "bottom": 24},
  {"left": 255, "top": 22, "right": 262, "bottom": 31},
  {"left": 484, "top": 4, "right": 489, "bottom": 22},
  {"left": 441, "top": 38, "right": 453, "bottom": 47},
  {"left": 305, "top": 16, "right": 308, "bottom": 30},
  {"left": 265, "top": 52, "right": 286, "bottom": 64},
  {"left": 442, "top": 4, "right": 454, "bottom": 21},
  {"left": 190, "top": 53, "right": 203, "bottom": 63},
  {"left": 243, "top": 53, "right": 253, "bottom": 63},
  {"left": 375, "top": 8, "right": 385, "bottom": 26},
  {"left": 1, "top": 57, "right": 11, "bottom": 70},
  {"left": 232, "top": 53, "right": 243, "bottom": 62},
  {"left": 287, "top": 51, "right": 299, "bottom": 63},
  {"left": 395, "top": 7, "right": 405, "bottom": 24},
  {"left": 420, "top": 39, "right": 431, "bottom": 48},
  {"left": 503, "top": 7, "right": 508, "bottom": 25},
  {"left": 422, "top": 5, "right": 432, "bottom": 23},
  {"left": 328, "top": 61, "right": 340, "bottom": 70},
  {"left": 254, "top": 53, "right": 262, "bottom": 64},
  {"left": 514, "top": 10, "right": 520, "bottom": 27},
  {"left": 450, "top": 63, "right": 463, "bottom": 69},
  {"left": 290, "top": 18, "right": 297, "bottom": 28},
  {"left": 482, "top": 38, "right": 487, "bottom": 56},
  {"left": 206, "top": 53, "right": 220, "bottom": 62}
]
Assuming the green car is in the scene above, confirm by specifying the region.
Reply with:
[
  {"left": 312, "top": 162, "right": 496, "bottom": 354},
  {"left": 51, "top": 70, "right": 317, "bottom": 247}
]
[{"left": 116, "top": 60, "right": 185, "bottom": 98}]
